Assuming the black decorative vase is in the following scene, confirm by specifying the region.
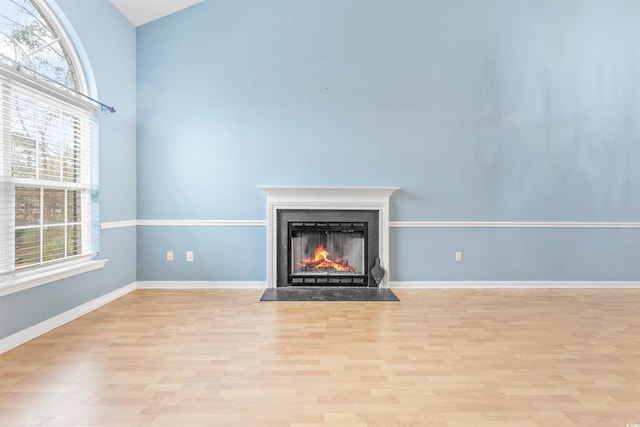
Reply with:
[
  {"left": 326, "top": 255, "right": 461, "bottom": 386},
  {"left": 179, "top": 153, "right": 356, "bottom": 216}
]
[{"left": 370, "top": 257, "right": 385, "bottom": 286}]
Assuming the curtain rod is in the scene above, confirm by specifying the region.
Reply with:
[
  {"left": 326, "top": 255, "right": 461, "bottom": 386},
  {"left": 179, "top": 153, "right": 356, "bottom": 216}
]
[{"left": 10, "top": 61, "right": 116, "bottom": 114}]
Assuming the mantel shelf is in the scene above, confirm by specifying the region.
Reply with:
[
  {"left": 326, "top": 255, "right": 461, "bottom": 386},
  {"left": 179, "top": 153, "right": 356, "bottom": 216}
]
[{"left": 258, "top": 186, "right": 400, "bottom": 199}]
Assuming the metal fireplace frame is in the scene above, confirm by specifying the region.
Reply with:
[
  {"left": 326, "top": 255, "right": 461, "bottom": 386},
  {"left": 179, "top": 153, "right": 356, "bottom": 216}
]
[{"left": 277, "top": 209, "right": 379, "bottom": 287}]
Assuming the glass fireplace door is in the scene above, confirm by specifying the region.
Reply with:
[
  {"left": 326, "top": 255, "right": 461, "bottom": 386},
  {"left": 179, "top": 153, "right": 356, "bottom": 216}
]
[
  {"left": 290, "top": 230, "right": 365, "bottom": 276},
  {"left": 288, "top": 222, "right": 368, "bottom": 285}
]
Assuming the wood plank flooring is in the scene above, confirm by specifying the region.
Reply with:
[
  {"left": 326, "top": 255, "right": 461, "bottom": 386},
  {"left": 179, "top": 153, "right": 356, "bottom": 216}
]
[{"left": 1, "top": 289, "right": 639, "bottom": 426}]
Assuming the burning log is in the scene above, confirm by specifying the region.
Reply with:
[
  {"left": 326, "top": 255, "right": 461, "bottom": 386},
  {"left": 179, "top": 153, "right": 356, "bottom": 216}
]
[{"left": 298, "top": 245, "right": 355, "bottom": 272}]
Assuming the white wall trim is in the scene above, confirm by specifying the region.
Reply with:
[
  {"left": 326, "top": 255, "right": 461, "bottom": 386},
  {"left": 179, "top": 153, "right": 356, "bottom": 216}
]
[
  {"left": 101, "top": 219, "right": 640, "bottom": 230},
  {"left": 101, "top": 219, "right": 268, "bottom": 229},
  {"left": 390, "top": 281, "right": 640, "bottom": 289},
  {"left": 101, "top": 220, "right": 138, "bottom": 229},
  {"left": 0, "top": 282, "right": 136, "bottom": 355},
  {"left": 390, "top": 221, "right": 640, "bottom": 229},
  {"left": 137, "top": 281, "right": 268, "bottom": 289},
  {"left": 137, "top": 219, "right": 266, "bottom": 227}
]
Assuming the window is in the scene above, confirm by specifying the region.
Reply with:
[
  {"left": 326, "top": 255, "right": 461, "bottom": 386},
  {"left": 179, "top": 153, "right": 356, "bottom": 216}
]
[{"left": 0, "top": 0, "right": 103, "bottom": 295}]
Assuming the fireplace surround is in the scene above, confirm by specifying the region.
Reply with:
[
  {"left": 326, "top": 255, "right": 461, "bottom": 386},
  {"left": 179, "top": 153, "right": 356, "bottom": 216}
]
[{"left": 258, "top": 186, "right": 399, "bottom": 288}]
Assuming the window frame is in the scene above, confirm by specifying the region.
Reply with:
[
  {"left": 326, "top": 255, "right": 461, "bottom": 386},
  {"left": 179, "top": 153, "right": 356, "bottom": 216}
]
[{"left": 0, "top": 0, "right": 105, "bottom": 297}]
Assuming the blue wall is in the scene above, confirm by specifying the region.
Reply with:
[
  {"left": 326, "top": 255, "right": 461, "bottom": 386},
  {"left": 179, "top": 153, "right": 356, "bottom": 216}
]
[
  {"left": 137, "top": 0, "right": 640, "bottom": 282},
  {"left": 0, "top": 0, "right": 137, "bottom": 339}
]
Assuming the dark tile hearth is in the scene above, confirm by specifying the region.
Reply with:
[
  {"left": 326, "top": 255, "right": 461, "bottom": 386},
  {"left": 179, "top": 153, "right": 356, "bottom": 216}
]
[{"left": 260, "top": 287, "right": 399, "bottom": 302}]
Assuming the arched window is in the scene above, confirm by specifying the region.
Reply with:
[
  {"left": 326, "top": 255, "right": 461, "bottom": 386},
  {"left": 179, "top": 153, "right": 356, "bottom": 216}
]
[
  {"left": 0, "top": 0, "right": 102, "bottom": 294},
  {"left": 0, "top": 0, "right": 79, "bottom": 88}
]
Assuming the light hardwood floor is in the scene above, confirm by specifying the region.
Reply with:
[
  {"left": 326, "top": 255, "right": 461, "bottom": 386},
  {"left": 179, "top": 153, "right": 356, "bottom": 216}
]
[{"left": 1, "top": 289, "right": 639, "bottom": 426}]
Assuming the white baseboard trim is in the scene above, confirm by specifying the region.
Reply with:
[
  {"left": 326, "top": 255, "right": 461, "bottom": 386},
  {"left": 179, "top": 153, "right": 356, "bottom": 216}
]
[
  {"left": 389, "top": 221, "right": 640, "bottom": 229},
  {"left": 137, "top": 281, "right": 268, "bottom": 289},
  {"left": 390, "top": 281, "right": 640, "bottom": 289},
  {"left": 138, "top": 280, "right": 640, "bottom": 290},
  {"left": 0, "top": 282, "right": 137, "bottom": 355},
  {"left": 139, "top": 280, "right": 640, "bottom": 289}
]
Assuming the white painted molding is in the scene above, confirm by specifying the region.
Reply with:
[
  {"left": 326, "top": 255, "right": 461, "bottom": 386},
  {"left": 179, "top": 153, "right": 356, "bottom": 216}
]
[
  {"left": 101, "top": 219, "right": 640, "bottom": 230},
  {"left": 0, "top": 282, "right": 136, "bottom": 355},
  {"left": 101, "top": 219, "right": 268, "bottom": 229},
  {"left": 101, "top": 220, "right": 138, "bottom": 229},
  {"left": 258, "top": 186, "right": 400, "bottom": 288},
  {"left": 390, "top": 221, "right": 640, "bottom": 229},
  {"left": 257, "top": 186, "right": 400, "bottom": 199},
  {"left": 137, "top": 219, "right": 266, "bottom": 227},
  {"left": 390, "top": 281, "right": 640, "bottom": 289},
  {"left": 137, "top": 281, "right": 268, "bottom": 289}
]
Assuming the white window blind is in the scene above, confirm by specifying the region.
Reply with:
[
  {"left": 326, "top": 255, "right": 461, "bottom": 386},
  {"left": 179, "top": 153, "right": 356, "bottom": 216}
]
[{"left": 0, "top": 62, "right": 97, "bottom": 278}]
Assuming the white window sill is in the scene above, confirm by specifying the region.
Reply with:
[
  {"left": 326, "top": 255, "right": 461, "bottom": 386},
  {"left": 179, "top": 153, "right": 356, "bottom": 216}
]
[{"left": 0, "top": 258, "right": 108, "bottom": 297}]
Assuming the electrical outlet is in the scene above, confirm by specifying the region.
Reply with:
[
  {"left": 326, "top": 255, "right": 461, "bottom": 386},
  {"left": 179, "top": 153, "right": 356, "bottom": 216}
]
[
  {"left": 455, "top": 251, "right": 463, "bottom": 262},
  {"left": 166, "top": 251, "right": 173, "bottom": 262},
  {"left": 186, "top": 251, "right": 194, "bottom": 262}
]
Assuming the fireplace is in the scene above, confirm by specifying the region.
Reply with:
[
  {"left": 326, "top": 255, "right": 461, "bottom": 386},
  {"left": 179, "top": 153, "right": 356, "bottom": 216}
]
[
  {"left": 277, "top": 209, "right": 379, "bottom": 287},
  {"left": 258, "top": 186, "right": 399, "bottom": 288}
]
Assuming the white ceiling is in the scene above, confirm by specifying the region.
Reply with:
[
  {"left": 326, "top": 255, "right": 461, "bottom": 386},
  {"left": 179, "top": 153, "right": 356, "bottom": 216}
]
[{"left": 109, "top": 0, "right": 205, "bottom": 27}]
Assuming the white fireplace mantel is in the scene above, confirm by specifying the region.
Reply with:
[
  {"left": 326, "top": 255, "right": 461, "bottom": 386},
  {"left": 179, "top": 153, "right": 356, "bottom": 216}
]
[{"left": 258, "top": 186, "right": 399, "bottom": 288}]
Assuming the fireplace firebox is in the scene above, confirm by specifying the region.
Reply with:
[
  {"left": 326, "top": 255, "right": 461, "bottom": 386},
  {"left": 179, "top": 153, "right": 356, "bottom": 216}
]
[{"left": 277, "top": 209, "right": 379, "bottom": 287}]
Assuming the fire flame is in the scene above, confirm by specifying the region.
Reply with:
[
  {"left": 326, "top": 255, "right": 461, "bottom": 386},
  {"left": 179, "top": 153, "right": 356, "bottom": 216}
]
[{"left": 299, "top": 245, "right": 355, "bottom": 272}]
